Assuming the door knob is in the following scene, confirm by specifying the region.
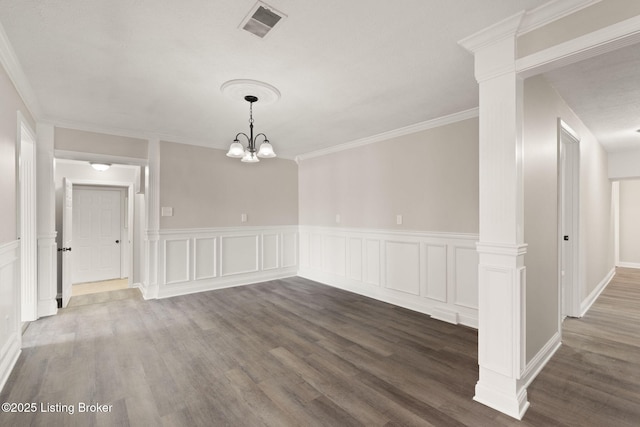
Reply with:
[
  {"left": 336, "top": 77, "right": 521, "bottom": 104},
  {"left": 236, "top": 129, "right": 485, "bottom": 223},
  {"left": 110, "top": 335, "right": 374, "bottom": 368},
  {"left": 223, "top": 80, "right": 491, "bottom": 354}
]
[{"left": 115, "top": 240, "right": 120, "bottom": 244}]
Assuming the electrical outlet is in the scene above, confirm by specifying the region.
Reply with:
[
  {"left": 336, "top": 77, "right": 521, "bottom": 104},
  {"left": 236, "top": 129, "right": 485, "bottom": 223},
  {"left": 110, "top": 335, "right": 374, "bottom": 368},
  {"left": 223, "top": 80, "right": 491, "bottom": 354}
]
[{"left": 396, "top": 214, "right": 403, "bottom": 225}]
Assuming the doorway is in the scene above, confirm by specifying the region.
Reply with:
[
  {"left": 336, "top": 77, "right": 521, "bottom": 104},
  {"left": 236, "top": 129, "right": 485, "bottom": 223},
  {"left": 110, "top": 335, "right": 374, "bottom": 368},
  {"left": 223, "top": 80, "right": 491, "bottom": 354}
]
[
  {"left": 559, "top": 120, "right": 580, "bottom": 318},
  {"left": 61, "top": 181, "right": 135, "bottom": 306},
  {"left": 55, "top": 159, "right": 142, "bottom": 308}
]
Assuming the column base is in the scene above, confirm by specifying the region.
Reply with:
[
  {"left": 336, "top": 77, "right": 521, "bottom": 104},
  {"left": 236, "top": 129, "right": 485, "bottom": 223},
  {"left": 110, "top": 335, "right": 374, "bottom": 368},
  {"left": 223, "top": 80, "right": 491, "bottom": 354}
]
[{"left": 474, "top": 368, "right": 529, "bottom": 420}]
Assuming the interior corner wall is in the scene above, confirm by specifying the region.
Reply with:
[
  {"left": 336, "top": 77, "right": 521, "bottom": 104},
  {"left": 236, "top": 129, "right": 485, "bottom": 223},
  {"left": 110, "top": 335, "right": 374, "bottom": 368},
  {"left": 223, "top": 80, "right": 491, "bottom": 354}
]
[
  {"left": 523, "top": 75, "right": 615, "bottom": 362},
  {"left": 297, "top": 117, "right": 479, "bottom": 233},
  {"left": 619, "top": 179, "right": 640, "bottom": 266},
  {"left": 158, "top": 141, "right": 298, "bottom": 229}
]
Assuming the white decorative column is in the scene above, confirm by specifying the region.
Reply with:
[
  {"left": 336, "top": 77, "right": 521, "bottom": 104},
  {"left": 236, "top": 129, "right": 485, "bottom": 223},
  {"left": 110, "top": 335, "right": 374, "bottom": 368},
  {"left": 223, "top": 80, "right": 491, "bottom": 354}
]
[
  {"left": 143, "top": 138, "right": 160, "bottom": 299},
  {"left": 459, "top": 13, "right": 529, "bottom": 419},
  {"left": 36, "top": 123, "right": 58, "bottom": 317}
]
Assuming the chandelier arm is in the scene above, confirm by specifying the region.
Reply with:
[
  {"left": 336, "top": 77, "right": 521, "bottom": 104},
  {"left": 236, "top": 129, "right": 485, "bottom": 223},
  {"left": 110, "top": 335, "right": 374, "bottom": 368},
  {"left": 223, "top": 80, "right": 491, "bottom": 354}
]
[
  {"left": 235, "top": 132, "right": 250, "bottom": 144},
  {"left": 254, "top": 133, "right": 269, "bottom": 143}
]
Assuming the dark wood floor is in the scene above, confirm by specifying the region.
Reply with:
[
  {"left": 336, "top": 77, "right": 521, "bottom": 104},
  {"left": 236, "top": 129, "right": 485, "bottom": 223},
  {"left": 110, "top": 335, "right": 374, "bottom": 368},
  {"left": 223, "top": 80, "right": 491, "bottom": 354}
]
[{"left": 1, "top": 269, "right": 639, "bottom": 426}]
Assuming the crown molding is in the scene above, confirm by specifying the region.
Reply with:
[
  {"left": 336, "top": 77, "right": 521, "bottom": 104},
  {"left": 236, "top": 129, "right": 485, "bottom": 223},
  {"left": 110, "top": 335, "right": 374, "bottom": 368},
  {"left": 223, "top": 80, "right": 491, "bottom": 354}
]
[
  {"left": 0, "top": 21, "right": 42, "bottom": 120},
  {"left": 518, "top": 0, "right": 601, "bottom": 35},
  {"left": 458, "top": 11, "right": 525, "bottom": 54},
  {"left": 295, "top": 107, "right": 479, "bottom": 162}
]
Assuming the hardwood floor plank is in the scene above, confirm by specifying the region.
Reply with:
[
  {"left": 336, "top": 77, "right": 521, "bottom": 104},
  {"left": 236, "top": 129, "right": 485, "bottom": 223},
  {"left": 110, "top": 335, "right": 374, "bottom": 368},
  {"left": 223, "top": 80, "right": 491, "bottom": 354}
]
[{"left": 1, "top": 269, "right": 640, "bottom": 426}]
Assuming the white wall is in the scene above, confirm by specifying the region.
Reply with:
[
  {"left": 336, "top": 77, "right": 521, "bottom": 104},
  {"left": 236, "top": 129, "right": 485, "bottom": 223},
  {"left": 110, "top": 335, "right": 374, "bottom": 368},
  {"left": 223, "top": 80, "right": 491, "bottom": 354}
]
[
  {"left": 609, "top": 149, "right": 640, "bottom": 180},
  {"left": 619, "top": 179, "right": 640, "bottom": 267}
]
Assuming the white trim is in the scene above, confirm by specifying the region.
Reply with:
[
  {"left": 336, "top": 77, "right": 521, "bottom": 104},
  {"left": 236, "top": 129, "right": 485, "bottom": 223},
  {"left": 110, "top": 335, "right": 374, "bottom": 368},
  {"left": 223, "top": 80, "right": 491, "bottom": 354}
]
[
  {"left": 580, "top": 267, "right": 615, "bottom": 316},
  {"left": 613, "top": 181, "right": 620, "bottom": 266},
  {"left": 0, "top": 22, "right": 41, "bottom": 119},
  {"left": 0, "top": 240, "right": 21, "bottom": 393},
  {"left": 520, "top": 332, "right": 562, "bottom": 388},
  {"left": 299, "top": 225, "right": 478, "bottom": 242},
  {"left": 17, "top": 112, "right": 38, "bottom": 322},
  {"left": 458, "top": 12, "right": 525, "bottom": 53},
  {"left": 295, "top": 108, "right": 479, "bottom": 161},
  {"left": 516, "top": 13, "right": 640, "bottom": 77},
  {"left": 518, "top": 0, "right": 602, "bottom": 35},
  {"left": 558, "top": 120, "right": 581, "bottom": 318},
  {"left": 160, "top": 225, "right": 299, "bottom": 236},
  {"left": 617, "top": 262, "right": 640, "bottom": 269}
]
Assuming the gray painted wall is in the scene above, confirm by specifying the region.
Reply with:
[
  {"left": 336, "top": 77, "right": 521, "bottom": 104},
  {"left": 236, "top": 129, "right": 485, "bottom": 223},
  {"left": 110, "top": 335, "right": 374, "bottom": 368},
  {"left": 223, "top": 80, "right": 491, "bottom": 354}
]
[
  {"left": 523, "top": 75, "right": 614, "bottom": 362},
  {"left": 298, "top": 118, "right": 479, "bottom": 233},
  {"left": 159, "top": 141, "right": 299, "bottom": 229}
]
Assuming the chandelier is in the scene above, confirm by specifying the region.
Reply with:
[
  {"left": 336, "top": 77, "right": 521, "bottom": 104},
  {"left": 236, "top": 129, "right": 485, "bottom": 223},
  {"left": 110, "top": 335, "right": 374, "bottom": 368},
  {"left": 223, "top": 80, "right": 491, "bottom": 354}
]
[{"left": 226, "top": 95, "right": 276, "bottom": 162}]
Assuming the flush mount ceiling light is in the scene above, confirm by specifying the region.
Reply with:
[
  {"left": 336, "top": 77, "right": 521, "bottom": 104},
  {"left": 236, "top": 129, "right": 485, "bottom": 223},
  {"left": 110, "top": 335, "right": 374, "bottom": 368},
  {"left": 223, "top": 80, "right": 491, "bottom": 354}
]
[
  {"left": 90, "top": 162, "right": 111, "bottom": 171},
  {"left": 222, "top": 79, "right": 279, "bottom": 163}
]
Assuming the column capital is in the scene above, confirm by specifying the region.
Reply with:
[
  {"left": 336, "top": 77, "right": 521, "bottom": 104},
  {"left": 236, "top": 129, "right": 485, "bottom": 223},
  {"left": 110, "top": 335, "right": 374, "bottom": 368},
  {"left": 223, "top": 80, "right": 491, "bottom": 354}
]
[{"left": 458, "top": 11, "right": 524, "bottom": 82}]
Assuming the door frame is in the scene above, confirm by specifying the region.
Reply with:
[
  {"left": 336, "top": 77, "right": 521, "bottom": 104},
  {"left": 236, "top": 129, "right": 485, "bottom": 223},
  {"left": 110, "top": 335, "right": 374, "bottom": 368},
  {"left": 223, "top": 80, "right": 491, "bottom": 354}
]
[
  {"left": 16, "top": 112, "right": 37, "bottom": 321},
  {"left": 61, "top": 178, "right": 135, "bottom": 306},
  {"left": 558, "top": 119, "right": 581, "bottom": 319}
]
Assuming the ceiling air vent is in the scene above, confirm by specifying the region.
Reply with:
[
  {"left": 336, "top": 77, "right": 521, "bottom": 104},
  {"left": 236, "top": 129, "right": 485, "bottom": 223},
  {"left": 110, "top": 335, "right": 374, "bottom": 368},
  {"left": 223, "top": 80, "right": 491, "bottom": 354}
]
[{"left": 240, "top": 1, "right": 287, "bottom": 38}]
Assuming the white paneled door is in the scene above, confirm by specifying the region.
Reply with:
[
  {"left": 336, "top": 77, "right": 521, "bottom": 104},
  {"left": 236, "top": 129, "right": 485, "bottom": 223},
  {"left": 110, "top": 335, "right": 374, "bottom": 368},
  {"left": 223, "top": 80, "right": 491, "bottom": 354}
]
[{"left": 72, "top": 187, "right": 123, "bottom": 284}]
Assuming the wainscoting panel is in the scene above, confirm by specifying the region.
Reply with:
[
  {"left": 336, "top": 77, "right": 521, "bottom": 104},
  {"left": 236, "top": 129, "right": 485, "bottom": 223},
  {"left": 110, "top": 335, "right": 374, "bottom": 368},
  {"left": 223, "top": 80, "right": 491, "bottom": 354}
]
[
  {"left": 157, "top": 227, "right": 298, "bottom": 298},
  {"left": 0, "top": 240, "right": 21, "bottom": 393},
  {"left": 195, "top": 237, "right": 217, "bottom": 280},
  {"left": 164, "top": 239, "right": 190, "bottom": 284},
  {"left": 298, "top": 226, "right": 479, "bottom": 328},
  {"left": 262, "top": 234, "right": 279, "bottom": 271},
  {"left": 365, "top": 239, "right": 381, "bottom": 286},
  {"left": 425, "top": 244, "right": 447, "bottom": 302},
  {"left": 348, "top": 238, "right": 363, "bottom": 281},
  {"left": 385, "top": 241, "right": 420, "bottom": 296},
  {"left": 221, "top": 235, "right": 259, "bottom": 276},
  {"left": 454, "top": 246, "right": 479, "bottom": 309},
  {"left": 282, "top": 232, "right": 297, "bottom": 268},
  {"left": 324, "top": 235, "right": 346, "bottom": 277}
]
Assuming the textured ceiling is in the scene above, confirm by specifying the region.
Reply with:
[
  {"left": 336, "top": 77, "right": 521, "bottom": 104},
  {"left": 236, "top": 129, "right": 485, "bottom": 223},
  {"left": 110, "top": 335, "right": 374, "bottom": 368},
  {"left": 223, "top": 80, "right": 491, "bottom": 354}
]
[
  {"left": 1, "top": 0, "right": 551, "bottom": 158},
  {"left": 544, "top": 43, "right": 640, "bottom": 153}
]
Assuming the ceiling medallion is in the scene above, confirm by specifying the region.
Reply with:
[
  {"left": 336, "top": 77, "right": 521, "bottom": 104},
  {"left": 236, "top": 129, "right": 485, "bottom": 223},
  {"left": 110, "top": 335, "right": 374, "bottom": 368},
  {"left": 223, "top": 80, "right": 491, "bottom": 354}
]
[{"left": 220, "top": 79, "right": 281, "bottom": 105}]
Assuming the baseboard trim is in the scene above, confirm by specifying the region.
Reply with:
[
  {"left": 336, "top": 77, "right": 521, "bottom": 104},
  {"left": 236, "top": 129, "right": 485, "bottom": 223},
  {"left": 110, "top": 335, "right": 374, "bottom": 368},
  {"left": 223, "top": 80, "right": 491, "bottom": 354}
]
[
  {"left": 0, "top": 332, "right": 21, "bottom": 393},
  {"left": 617, "top": 262, "right": 640, "bottom": 269},
  {"left": 157, "top": 269, "right": 298, "bottom": 299},
  {"left": 37, "top": 299, "right": 58, "bottom": 318},
  {"left": 521, "top": 331, "right": 561, "bottom": 388},
  {"left": 581, "top": 267, "right": 615, "bottom": 317}
]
